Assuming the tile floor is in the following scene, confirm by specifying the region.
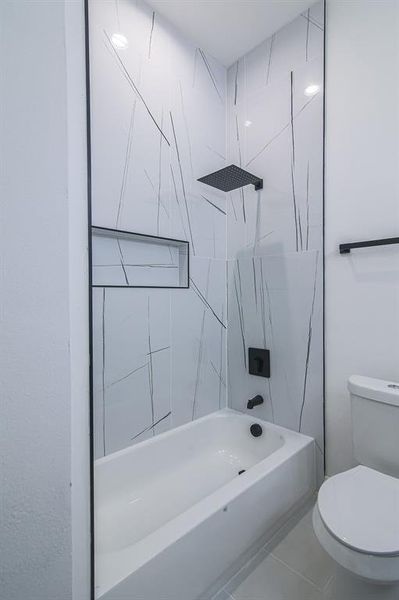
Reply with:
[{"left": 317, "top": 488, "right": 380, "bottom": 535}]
[{"left": 217, "top": 506, "right": 336, "bottom": 600}]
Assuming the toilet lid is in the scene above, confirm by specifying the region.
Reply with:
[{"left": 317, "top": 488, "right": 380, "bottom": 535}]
[{"left": 318, "top": 466, "right": 399, "bottom": 556}]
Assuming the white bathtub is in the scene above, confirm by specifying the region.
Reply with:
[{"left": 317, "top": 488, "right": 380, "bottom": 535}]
[{"left": 95, "top": 408, "right": 316, "bottom": 599}]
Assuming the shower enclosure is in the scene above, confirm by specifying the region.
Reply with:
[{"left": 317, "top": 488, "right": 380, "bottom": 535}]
[{"left": 86, "top": 0, "right": 325, "bottom": 596}]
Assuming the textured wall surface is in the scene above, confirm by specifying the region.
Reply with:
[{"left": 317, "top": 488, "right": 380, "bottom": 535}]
[
  {"left": 0, "top": 2, "right": 73, "bottom": 598},
  {"left": 226, "top": 2, "right": 325, "bottom": 481},
  {"left": 89, "top": 0, "right": 227, "bottom": 457}
]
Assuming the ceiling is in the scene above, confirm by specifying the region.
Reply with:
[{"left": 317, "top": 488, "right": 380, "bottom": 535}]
[{"left": 146, "top": 0, "right": 317, "bottom": 67}]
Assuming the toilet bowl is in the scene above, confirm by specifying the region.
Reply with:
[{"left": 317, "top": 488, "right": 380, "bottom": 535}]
[
  {"left": 313, "top": 376, "right": 399, "bottom": 587},
  {"left": 313, "top": 466, "right": 399, "bottom": 584}
]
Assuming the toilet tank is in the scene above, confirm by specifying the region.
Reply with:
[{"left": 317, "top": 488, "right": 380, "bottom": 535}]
[{"left": 349, "top": 376, "right": 399, "bottom": 478}]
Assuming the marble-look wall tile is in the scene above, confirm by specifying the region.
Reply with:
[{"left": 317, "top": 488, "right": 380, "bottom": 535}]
[
  {"left": 92, "top": 287, "right": 172, "bottom": 457},
  {"left": 171, "top": 257, "right": 227, "bottom": 428},
  {"left": 227, "top": 4, "right": 324, "bottom": 259},
  {"left": 89, "top": 0, "right": 226, "bottom": 258},
  {"left": 226, "top": 1, "right": 325, "bottom": 480},
  {"left": 227, "top": 251, "right": 323, "bottom": 479},
  {"left": 90, "top": 0, "right": 227, "bottom": 458},
  {"left": 93, "top": 258, "right": 227, "bottom": 458}
]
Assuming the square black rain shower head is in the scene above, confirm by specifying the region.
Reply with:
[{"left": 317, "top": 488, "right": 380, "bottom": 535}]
[{"left": 198, "top": 164, "right": 263, "bottom": 192}]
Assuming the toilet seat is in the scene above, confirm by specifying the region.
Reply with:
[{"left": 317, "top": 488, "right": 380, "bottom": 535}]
[
  {"left": 313, "top": 466, "right": 399, "bottom": 584},
  {"left": 318, "top": 466, "right": 399, "bottom": 556}
]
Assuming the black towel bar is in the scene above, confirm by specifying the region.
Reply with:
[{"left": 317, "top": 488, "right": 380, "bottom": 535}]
[{"left": 339, "top": 237, "right": 399, "bottom": 254}]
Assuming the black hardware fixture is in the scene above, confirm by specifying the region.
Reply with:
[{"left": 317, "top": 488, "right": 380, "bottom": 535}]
[
  {"left": 247, "top": 395, "right": 264, "bottom": 410},
  {"left": 248, "top": 348, "right": 270, "bottom": 378},
  {"left": 238, "top": 469, "right": 246, "bottom": 475},
  {"left": 339, "top": 237, "right": 399, "bottom": 254},
  {"left": 198, "top": 164, "right": 263, "bottom": 192},
  {"left": 250, "top": 423, "right": 263, "bottom": 438}
]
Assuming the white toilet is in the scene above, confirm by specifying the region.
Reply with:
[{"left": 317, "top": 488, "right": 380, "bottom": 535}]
[{"left": 313, "top": 376, "right": 399, "bottom": 593}]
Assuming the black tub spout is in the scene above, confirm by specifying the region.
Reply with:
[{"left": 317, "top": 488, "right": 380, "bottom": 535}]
[{"left": 247, "top": 395, "right": 264, "bottom": 409}]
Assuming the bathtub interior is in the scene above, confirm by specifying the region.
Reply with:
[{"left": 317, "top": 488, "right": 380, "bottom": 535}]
[{"left": 95, "top": 410, "right": 286, "bottom": 553}]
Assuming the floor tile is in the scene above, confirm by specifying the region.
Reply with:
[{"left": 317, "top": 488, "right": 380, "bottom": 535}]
[
  {"left": 271, "top": 508, "right": 335, "bottom": 590},
  {"left": 231, "top": 554, "right": 323, "bottom": 600}
]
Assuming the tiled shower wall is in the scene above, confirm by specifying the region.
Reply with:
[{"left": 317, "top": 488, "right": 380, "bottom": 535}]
[
  {"left": 226, "top": 2, "right": 325, "bottom": 478},
  {"left": 90, "top": 0, "right": 324, "bottom": 468},
  {"left": 90, "top": 0, "right": 227, "bottom": 457}
]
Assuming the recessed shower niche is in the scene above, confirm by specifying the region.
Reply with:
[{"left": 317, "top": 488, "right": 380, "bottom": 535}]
[{"left": 91, "top": 227, "right": 189, "bottom": 288}]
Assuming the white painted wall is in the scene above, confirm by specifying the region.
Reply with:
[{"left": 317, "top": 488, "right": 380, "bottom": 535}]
[
  {"left": 0, "top": 1, "right": 90, "bottom": 598},
  {"left": 325, "top": 0, "right": 399, "bottom": 475}
]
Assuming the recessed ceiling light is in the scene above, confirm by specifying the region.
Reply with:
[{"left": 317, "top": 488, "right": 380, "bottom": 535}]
[
  {"left": 111, "top": 33, "right": 128, "bottom": 50},
  {"left": 304, "top": 84, "right": 320, "bottom": 97},
  {"left": 244, "top": 120, "right": 253, "bottom": 127}
]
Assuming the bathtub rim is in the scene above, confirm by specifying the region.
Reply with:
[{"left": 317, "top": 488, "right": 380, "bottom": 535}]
[{"left": 95, "top": 407, "right": 313, "bottom": 468}]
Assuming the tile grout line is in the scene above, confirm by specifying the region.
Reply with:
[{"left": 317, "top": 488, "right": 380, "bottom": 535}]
[{"left": 269, "top": 552, "right": 326, "bottom": 592}]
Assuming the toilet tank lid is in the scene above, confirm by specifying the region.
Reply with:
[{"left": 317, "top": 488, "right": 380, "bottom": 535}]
[{"left": 348, "top": 375, "right": 399, "bottom": 407}]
